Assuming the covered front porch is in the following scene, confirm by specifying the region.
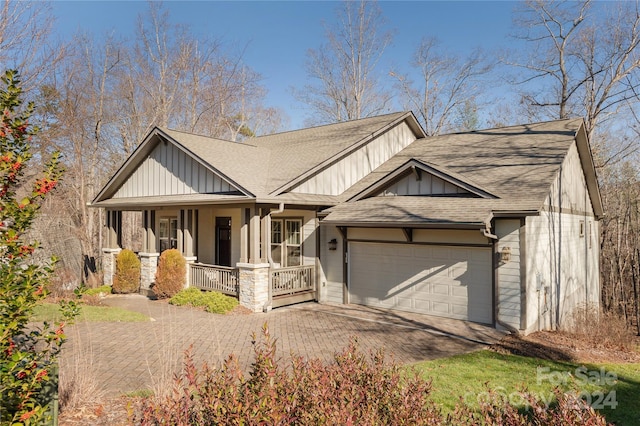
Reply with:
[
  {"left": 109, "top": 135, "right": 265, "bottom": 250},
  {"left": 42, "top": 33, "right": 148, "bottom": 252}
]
[{"left": 101, "top": 204, "right": 319, "bottom": 312}]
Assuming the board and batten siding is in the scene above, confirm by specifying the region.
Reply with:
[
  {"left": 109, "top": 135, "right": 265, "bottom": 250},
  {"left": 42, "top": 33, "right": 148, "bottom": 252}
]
[
  {"left": 114, "top": 140, "right": 239, "bottom": 198},
  {"left": 291, "top": 121, "right": 417, "bottom": 196},
  {"left": 495, "top": 219, "right": 521, "bottom": 330},
  {"left": 525, "top": 140, "right": 599, "bottom": 333},
  {"left": 379, "top": 172, "right": 470, "bottom": 196}
]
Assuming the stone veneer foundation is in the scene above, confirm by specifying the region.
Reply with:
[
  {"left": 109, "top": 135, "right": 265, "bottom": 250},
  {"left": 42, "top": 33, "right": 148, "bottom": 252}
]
[
  {"left": 101, "top": 248, "right": 121, "bottom": 286},
  {"left": 237, "top": 263, "right": 270, "bottom": 312}
]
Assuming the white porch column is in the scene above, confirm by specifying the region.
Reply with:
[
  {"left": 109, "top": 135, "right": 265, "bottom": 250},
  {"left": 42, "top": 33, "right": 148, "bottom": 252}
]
[
  {"left": 184, "top": 255, "right": 197, "bottom": 288},
  {"left": 239, "top": 208, "right": 249, "bottom": 263},
  {"left": 248, "top": 207, "right": 262, "bottom": 263}
]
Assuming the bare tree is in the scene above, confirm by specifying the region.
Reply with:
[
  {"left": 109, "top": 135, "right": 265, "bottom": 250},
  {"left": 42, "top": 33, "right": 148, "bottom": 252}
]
[
  {"left": 0, "top": 0, "right": 65, "bottom": 95},
  {"left": 295, "top": 0, "right": 393, "bottom": 124},
  {"left": 45, "top": 33, "right": 125, "bottom": 278},
  {"left": 118, "top": 2, "right": 282, "bottom": 144},
  {"left": 509, "top": 0, "right": 640, "bottom": 145},
  {"left": 509, "top": 0, "right": 640, "bottom": 330},
  {"left": 391, "top": 38, "right": 492, "bottom": 136}
]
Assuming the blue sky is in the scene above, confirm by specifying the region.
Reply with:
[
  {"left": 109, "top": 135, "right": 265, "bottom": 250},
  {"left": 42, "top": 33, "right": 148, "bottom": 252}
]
[{"left": 51, "top": 1, "right": 517, "bottom": 130}]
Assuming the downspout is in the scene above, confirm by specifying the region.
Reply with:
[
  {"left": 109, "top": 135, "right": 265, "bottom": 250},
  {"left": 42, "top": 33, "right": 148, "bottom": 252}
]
[
  {"left": 263, "top": 202, "right": 285, "bottom": 312},
  {"left": 483, "top": 222, "right": 520, "bottom": 335}
]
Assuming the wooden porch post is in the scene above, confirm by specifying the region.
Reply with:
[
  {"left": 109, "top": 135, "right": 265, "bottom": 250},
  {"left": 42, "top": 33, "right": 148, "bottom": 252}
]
[
  {"left": 238, "top": 206, "right": 270, "bottom": 312},
  {"left": 239, "top": 208, "right": 249, "bottom": 263},
  {"left": 139, "top": 210, "right": 159, "bottom": 296},
  {"left": 182, "top": 209, "right": 197, "bottom": 289},
  {"left": 248, "top": 206, "right": 262, "bottom": 264},
  {"left": 102, "top": 210, "right": 122, "bottom": 286}
]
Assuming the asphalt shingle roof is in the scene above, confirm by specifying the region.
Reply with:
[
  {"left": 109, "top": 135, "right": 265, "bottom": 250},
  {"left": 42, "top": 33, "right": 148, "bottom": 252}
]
[
  {"left": 163, "top": 111, "right": 412, "bottom": 197},
  {"left": 325, "top": 118, "right": 585, "bottom": 226}
]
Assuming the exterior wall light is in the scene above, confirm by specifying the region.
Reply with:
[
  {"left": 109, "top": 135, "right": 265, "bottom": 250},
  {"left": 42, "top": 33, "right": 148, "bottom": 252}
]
[
  {"left": 500, "top": 246, "right": 511, "bottom": 263},
  {"left": 328, "top": 239, "right": 338, "bottom": 251}
]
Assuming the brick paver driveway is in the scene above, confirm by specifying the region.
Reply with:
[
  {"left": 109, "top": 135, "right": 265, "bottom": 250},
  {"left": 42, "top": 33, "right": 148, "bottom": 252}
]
[{"left": 61, "top": 295, "right": 504, "bottom": 397}]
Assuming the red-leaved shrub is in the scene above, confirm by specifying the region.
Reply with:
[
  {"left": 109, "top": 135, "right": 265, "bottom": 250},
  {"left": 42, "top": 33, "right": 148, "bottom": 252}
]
[{"left": 134, "top": 325, "right": 612, "bottom": 425}]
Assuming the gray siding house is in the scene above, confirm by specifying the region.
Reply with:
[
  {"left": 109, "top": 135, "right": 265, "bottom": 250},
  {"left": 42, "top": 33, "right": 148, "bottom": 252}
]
[{"left": 92, "top": 112, "right": 602, "bottom": 334}]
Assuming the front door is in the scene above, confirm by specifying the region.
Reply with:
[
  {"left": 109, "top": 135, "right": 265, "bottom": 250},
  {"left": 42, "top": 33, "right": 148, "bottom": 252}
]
[{"left": 216, "top": 217, "right": 232, "bottom": 266}]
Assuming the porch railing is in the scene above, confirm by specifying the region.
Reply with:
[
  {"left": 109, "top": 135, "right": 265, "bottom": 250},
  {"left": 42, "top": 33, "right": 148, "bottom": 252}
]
[
  {"left": 190, "top": 263, "right": 239, "bottom": 296},
  {"left": 271, "top": 265, "right": 315, "bottom": 297}
]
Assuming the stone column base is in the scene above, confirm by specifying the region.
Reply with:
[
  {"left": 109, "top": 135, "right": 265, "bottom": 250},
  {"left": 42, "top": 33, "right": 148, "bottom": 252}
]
[
  {"left": 102, "top": 248, "right": 121, "bottom": 286},
  {"left": 139, "top": 252, "right": 160, "bottom": 294},
  {"left": 237, "top": 262, "right": 270, "bottom": 312}
]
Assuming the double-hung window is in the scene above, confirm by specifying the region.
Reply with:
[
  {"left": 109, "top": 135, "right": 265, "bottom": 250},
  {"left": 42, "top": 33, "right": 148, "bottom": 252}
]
[
  {"left": 271, "top": 219, "right": 302, "bottom": 267},
  {"left": 159, "top": 217, "right": 178, "bottom": 252}
]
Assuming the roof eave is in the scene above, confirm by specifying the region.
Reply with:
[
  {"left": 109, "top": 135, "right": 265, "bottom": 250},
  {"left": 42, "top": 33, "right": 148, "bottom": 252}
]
[
  {"left": 575, "top": 121, "right": 604, "bottom": 219},
  {"left": 90, "top": 195, "right": 254, "bottom": 210},
  {"left": 319, "top": 220, "right": 486, "bottom": 230}
]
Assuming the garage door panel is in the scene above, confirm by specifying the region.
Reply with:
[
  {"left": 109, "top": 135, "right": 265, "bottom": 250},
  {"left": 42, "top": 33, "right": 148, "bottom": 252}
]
[{"left": 350, "top": 242, "right": 492, "bottom": 324}]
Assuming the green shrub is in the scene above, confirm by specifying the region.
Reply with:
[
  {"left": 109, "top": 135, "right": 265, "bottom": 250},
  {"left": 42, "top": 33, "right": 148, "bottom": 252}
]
[
  {"left": 134, "top": 326, "right": 612, "bottom": 426},
  {"left": 112, "top": 249, "right": 140, "bottom": 294},
  {"left": 169, "top": 287, "right": 238, "bottom": 314},
  {"left": 83, "top": 285, "right": 112, "bottom": 296},
  {"left": 0, "top": 69, "right": 78, "bottom": 425},
  {"left": 153, "top": 249, "right": 186, "bottom": 299}
]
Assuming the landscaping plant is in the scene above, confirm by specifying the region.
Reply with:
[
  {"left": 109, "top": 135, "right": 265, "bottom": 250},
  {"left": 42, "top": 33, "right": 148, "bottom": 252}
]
[
  {"left": 112, "top": 249, "right": 140, "bottom": 294},
  {"left": 169, "top": 287, "right": 238, "bottom": 314},
  {"left": 153, "top": 248, "right": 185, "bottom": 298},
  {"left": 0, "top": 69, "right": 78, "bottom": 425},
  {"left": 135, "top": 324, "right": 613, "bottom": 425}
]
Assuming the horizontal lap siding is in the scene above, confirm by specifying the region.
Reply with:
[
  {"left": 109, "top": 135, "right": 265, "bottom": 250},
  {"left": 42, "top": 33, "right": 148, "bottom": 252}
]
[
  {"left": 525, "top": 141, "right": 599, "bottom": 333},
  {"left": 496, "top": 219, "right": 521, "bottom": 330},
  {"left": 319, "top": 225, "right": 344, "bottom": 304}
]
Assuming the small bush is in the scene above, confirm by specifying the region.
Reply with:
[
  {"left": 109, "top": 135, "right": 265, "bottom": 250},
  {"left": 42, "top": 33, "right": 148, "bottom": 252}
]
[
  {"left": 112, "top": 249, "right": 140, "bottom": 294},
  {"left": 169, "top": 287, "right": 238, "bottom": 314},
  {"left": 83, "top": 285, "right": 112, "bottom": 296},
  {"left": 153, "top": 249, "right": 186, "bottom": 299},
  {"left": 450, "top": 388, "right": 610, "bottom": 425},
  {"left": 567, "top": 303, "right": 634, "bottom": 351}
]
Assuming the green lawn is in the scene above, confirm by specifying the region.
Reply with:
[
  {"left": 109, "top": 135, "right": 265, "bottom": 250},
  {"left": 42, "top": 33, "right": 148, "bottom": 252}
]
[
  {"left": 410, "top": 349, "right": 640, "bottom": 425},
  {"left": 33, "top": 302, "right": 149, "bottom": 323}
]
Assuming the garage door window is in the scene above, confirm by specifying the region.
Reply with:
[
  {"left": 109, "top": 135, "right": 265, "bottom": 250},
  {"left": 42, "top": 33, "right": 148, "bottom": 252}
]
[{"left": 271, "top": 219, "right": 302, "bottom": 267}]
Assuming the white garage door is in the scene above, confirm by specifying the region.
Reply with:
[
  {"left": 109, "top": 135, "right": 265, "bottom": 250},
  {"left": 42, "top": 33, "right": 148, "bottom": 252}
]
[{"left": 349, "top": 242, "right": 493, "bottom": 324}]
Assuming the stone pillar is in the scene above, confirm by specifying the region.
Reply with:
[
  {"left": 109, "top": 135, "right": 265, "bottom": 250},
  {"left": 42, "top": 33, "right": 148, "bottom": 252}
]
[
  {"left": 139, "top": 252, "right": 160, "bottom": 295},
  {"left": 184, "top": 256, "right": 197, "bottom": 289},
  {"left": 237, "top": 262, "right": 270, "bottom": 312},
  {"left": 102, "top": 248, "right": 121, "bottom": 286}
]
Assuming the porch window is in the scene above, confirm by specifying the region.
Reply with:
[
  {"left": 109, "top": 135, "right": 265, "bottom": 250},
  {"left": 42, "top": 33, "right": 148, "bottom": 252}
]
[
  {"left": 271, "top": 219, "right": 302, "bottom": 267},
  {"left": 159, "top": 217, "right": 178, "bottom": 252}
]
